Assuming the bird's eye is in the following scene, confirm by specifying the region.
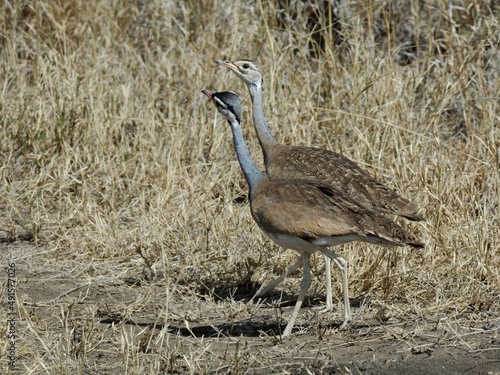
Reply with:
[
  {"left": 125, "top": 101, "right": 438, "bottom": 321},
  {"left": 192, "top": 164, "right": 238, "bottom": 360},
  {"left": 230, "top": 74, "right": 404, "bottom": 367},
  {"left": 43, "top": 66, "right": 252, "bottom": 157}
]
[{"left": 242, "top": 63, "right": 250, "bottom": 69}]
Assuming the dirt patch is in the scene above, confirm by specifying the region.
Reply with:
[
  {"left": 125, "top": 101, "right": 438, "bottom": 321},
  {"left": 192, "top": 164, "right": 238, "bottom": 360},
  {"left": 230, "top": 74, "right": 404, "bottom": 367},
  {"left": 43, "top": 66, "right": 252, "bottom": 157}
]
[{"left": 2, "top": 240, "right": 498, "bottom": 374}]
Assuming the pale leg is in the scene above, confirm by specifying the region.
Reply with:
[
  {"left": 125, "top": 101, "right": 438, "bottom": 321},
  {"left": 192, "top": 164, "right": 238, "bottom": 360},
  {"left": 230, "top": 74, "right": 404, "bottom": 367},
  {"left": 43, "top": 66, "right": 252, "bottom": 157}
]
[
  {"left": 317, "top": 255, "right": 333, "bottom": 312},
  {"left": 319, "top": 248, "right": 351, "bottom": 327},
  {"left": 281, "top": 253, "right": 312, "bottom": 338}
]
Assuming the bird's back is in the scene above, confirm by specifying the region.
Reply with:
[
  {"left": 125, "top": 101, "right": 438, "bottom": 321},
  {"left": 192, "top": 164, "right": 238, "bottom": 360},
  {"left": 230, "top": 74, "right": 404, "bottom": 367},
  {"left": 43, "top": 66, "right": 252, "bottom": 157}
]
[{"left": 266, "top": 143, "right": 424, "bottom": 221}]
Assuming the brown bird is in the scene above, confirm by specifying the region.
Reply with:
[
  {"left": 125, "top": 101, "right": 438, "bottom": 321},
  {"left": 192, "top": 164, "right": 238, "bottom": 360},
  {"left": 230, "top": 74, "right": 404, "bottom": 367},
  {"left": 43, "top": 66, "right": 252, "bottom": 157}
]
[
  {"left": 202, "top": 89, "right": 423, "bottom": 337},
  {"left": 214, "top": 59, "right": 424, "bottom": 312}
]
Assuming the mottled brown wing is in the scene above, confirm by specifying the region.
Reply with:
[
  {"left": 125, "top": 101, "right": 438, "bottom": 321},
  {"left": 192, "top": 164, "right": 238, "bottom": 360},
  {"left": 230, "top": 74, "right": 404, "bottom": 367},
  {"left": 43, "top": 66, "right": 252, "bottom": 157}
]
[
  {"left": 251, "top": 179, "right": 376, "bottom": 239},
  {"left": 250, "top": 178, "right": 423, "bottom": 247},
  {"left": 267, "top": 144, "right": 424, "bottom": 221}
]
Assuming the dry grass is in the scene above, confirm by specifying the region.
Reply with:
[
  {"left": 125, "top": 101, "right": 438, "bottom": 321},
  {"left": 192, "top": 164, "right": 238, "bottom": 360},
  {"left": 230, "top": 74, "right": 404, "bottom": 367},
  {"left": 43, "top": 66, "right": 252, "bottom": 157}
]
[{"left": 0, "top": 0, "right": 499, "bottom": 373}]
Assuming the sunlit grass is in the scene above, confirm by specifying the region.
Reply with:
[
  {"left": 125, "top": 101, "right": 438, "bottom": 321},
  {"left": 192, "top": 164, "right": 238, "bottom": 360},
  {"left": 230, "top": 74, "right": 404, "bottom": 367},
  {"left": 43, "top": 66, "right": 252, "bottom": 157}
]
[{"left": 1, "top": 0, "right": 498, "bottom": 373}]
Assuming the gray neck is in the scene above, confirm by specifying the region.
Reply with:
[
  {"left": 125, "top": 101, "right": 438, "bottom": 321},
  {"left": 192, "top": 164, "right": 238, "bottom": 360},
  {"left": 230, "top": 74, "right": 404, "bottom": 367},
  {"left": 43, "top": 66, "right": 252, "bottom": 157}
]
[
  {"left": 247, "top": 84, "right": 278, "bottom": 151},
  {"left": 227, "top": 117, "right": 265, "bottom": 192}
]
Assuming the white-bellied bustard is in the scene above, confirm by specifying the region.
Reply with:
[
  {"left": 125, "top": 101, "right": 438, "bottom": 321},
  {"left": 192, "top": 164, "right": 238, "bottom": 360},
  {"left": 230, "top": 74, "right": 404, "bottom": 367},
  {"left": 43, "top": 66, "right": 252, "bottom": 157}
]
[
  {"left": 214, "top": 59, "right": 424, "bottom": 313},
  {"left": 202, "top": 89, "right": 423, "bottom": 337}
]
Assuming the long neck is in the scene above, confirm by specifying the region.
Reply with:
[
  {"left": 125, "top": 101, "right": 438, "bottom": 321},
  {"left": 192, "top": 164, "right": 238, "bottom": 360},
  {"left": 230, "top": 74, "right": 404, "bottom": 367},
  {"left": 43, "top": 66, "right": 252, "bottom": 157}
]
[
  {"left": 247, "top": 84, "right": 279, "bottom": 154},
  {"left": 228, "top": 118, "right": 265, "bottom": 192}
]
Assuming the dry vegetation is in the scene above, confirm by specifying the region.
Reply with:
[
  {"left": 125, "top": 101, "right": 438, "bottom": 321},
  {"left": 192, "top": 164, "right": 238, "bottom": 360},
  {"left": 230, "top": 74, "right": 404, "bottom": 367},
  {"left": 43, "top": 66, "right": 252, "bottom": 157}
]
[{"left": 0, "top": 0, "right": 499, "bottom": 373}]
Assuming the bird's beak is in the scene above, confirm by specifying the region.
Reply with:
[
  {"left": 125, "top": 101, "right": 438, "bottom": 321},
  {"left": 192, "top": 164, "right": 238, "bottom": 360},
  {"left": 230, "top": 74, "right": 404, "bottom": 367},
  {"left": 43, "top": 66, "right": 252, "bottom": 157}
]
[
  {"left": 201, "top": 89, "right": 213, "bottom": 100},
  {"left": 214, "top": 59, "right": 239, "bottom": 73}
]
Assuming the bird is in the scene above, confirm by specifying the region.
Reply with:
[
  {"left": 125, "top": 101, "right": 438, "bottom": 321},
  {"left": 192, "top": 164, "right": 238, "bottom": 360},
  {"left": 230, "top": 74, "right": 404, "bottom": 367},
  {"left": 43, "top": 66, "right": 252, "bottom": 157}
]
[
  {"left": 201, "top": 89, "right": 423, "bottom": 337},
  {"left": 214, "top": 59, "right": 424, "bottom": 311}
]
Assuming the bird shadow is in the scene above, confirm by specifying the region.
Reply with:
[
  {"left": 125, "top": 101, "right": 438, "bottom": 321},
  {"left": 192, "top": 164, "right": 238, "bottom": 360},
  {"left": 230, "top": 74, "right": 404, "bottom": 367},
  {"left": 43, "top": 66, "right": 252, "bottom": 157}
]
[
  {"left": 98, "top": 280, "right": 369, "bottom": 338},
  {"left": 99, "top": 316, "right": 353, "bottom": 338},
  {"left": 98, "top": 316, "right": 289, "bottom": 338}
]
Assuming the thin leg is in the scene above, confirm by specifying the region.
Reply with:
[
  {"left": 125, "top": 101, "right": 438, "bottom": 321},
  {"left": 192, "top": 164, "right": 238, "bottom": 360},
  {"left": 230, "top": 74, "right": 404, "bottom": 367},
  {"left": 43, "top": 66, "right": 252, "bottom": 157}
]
[
  {"left": 281, "top": 253, "right": 312, "bottom": 338},
  {"left": 318, "top": 248, "right": 351, "bottom": 327},
  {"left": 316, "top": 255, "right": 333, "bottom": 312},
  {"left": 252, "top": 257, "right": 302, "bottom": 299}
]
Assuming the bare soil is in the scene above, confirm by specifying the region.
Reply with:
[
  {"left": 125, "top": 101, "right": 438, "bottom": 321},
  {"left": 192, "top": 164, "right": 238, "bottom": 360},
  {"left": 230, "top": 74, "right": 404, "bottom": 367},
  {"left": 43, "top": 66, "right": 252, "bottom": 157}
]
[{"left": 4, "top": 239, "right": 498, "bottom": 375}]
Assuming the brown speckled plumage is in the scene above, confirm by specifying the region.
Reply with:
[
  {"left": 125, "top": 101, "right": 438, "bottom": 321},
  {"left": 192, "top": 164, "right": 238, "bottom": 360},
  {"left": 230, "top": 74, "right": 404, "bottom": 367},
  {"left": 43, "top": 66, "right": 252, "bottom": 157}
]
[
  {"left": 251, "top": 178, "right": 423, "bottom": 248},
  {"left": 267, "top": 143, "right": 424, "bottom": 221}
]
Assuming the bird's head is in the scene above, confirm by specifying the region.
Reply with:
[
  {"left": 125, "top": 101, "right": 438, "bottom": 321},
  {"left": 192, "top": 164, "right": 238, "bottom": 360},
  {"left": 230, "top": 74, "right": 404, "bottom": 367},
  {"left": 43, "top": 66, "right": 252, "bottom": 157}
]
[
  {"left": 214, "top": 59, "right": 263, "bottom": 88},
  {"left": 201, "top": 89, "right": 243, "bottom": 125}
]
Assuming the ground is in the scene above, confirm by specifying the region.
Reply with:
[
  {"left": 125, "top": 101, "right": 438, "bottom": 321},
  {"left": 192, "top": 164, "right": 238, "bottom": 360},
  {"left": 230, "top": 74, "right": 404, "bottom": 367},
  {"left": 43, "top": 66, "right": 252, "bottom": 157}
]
[{"left": 3, "top": 239, "right": 498, "bottom": 374}]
